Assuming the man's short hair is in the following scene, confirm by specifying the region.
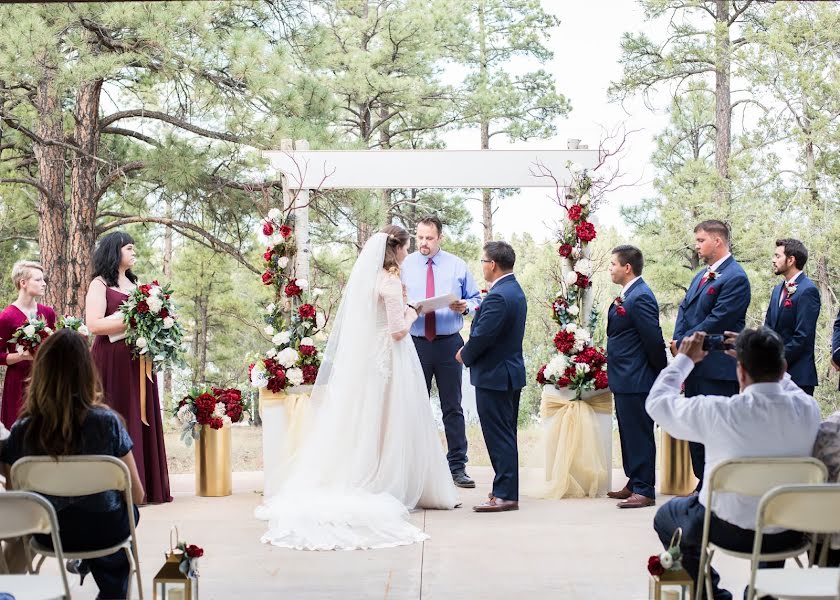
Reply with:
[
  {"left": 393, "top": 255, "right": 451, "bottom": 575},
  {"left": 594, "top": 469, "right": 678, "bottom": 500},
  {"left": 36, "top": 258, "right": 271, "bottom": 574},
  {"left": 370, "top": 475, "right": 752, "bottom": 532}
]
[
  {"left": 735, "top": 327, "right": 786, "bottom": 383},
  {"left": 417, "top": 215, "right": 443, "bottom": 236},
  {"left": 694, "top": 220, "right": 730, "bottom": 244},
  {"left": 611, "top": 245, "right": 644, "bottom": 276},
  {"left": 775, "top": 238, "right": 808, "bottom": 270},
  {"left": 484, "top": 241, "right": 516, "bottom": 271}
]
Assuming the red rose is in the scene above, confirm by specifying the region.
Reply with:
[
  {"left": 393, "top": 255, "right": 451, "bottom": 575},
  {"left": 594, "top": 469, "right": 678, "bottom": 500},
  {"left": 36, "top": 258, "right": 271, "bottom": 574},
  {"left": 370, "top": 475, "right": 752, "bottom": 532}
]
[
  {"left": 567, "top": 204, "right": 583, "bottom": 222},
  {"left": 299, "top": 345, "right": 317, "bottom": 357},
  {"left": 575, "top": 221, "right": 597, "bottom": 243},
  {"left": 139, "top": 284, "right": 151, "bottom": 295},
  {"left": 556, "top": 375, "right": 571, "bottom": 388},
  {"left": 129, "top": 317, "right": 137, "bottom": 328},
  {"left": 37, "top": 329, "right": 49, "bottom": 339},
  {"left": 136, "top": 300, "right": 149, "bottom": 314},
  {"left": 262, "top": 272, "right": 274, "bottom": 285},
  {"left": 279, "top": 225, "right": 293, "bottom": 238},
  {"left": 536, "top": 365, "right": 547, "bottom": 385},
  {"left": 209, "top": 417, "right": 224, "bottom": 430},
  {"left": 647, "top": 555, "right": 665, "bottom": 577},
  {"left": 575, "top": 272, "right": 591, "bottom": 289},
  {"left": 185, "top": 544, "right": 204, "bottom": 558},
  {"left": 263, "top": 247, "right": 274, "bottom": 262},
  {"left": 226, "top": 404, "right": 243, "bottom": 423},
  {"left": 262, "top": 221, "right": 274, "bottom": 236},
  {"left": 194, "top": 393, "right": 216, "bottom": 413},
  {"left": 553, "top": 330, "right": 576, "bottom": 354},
  {"left": 284, "top": 281, "right": 303, "bottom": 297},
  {"left": 594, "top": 370, "right": 609, "bottom": 390},
  {"left": 783, "top": 299, "right": 793, "bottom": 308},
  {"left": 302, "top": 365, "right": 318, "bottom": 384},
  {"left": 268, "top": 368, "right": 287, "bottom": 392},
  {"left": 616, "top": 306, "right": 626, "bottom": 317},
  {"left": 558, "top": 244, "right": 573, "bottom": 258},
  {"left": 298, "top": 304, "right": 316, "bottom": 319},
  {"left": 159, "top": 308, "right": 169, "bottom": 318},
  {"left": 707, "top": 287, "right": 717, "bottom": 296}
]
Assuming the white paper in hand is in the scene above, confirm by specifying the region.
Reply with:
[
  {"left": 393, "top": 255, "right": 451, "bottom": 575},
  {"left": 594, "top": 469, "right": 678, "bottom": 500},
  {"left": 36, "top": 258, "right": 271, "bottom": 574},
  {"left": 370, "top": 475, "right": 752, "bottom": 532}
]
[
  {"left": 412, "top": 293, "right": 457, "bottom": 315},
  {"left": 107, "top": 311, "right": 127, "bottom": 343}
]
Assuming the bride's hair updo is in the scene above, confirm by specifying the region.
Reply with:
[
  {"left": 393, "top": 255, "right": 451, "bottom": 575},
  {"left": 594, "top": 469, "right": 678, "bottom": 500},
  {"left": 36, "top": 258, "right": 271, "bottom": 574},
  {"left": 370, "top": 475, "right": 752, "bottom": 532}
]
[{"left": 381, "top": 224, "right": 409, "bottom": 274}]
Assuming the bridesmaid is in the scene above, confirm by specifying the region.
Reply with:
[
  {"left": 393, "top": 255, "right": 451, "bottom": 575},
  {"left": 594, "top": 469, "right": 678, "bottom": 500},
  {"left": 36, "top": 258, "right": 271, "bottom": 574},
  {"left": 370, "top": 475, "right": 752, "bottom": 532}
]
[
  {"left": 0, "top": 261, "right": 57, "bottom": 428},
  {"left": 85, "top": 231, "right": 172, "bottom": 504}
]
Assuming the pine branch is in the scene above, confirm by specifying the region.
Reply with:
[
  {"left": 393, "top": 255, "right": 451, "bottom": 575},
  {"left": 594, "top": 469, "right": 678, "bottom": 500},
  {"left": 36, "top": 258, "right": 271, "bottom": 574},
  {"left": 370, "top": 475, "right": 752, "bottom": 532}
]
[{"left": 100, "top": 109, "right": 256, "bottom": 147}]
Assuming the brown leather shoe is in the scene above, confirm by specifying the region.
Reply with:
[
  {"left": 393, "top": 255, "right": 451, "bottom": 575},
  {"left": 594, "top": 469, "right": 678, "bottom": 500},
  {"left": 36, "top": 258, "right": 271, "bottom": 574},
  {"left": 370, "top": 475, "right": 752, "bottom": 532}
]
[
  {"left": 617, "top": 493, "right": 655, "bottom": 509},
  {"left": 607, "top": 486, "right": 632, "bottom": 500},
  {"left": 473, "top": 498, "right": 519, "bottom": 513}
]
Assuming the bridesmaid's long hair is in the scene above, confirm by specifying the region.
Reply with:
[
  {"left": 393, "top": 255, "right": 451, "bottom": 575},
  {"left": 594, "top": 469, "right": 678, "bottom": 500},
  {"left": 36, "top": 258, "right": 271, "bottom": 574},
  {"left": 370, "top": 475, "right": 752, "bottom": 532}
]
[
  {"left": 20, "top": 329, "right": 107, "bottom": 458},
  {"left": 381, "top": 225, "right": 409, "bottom": 274},
  {"left": 92, "top": 231, "right": 138, "bottom": 287}
]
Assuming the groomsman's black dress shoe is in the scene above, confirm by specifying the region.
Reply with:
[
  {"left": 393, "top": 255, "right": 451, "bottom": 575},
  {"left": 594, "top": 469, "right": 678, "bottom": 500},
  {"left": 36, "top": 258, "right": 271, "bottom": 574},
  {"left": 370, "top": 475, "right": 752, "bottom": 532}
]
[
  {"left": 473, "top": 498, "right": 519, "bottom": 513},
  {"left": 452, "top": 471, "right": 475, "bottom": 488},
  {"left": 607, "top": 485, "right": 632, "bottom": 500}
]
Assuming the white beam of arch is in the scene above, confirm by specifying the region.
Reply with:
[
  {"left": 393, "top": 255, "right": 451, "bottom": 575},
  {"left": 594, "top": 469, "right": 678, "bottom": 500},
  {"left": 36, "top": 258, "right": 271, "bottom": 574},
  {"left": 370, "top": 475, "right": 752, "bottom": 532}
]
[{"left": 262, "top": 149, "right": 599, "bottom": 190}]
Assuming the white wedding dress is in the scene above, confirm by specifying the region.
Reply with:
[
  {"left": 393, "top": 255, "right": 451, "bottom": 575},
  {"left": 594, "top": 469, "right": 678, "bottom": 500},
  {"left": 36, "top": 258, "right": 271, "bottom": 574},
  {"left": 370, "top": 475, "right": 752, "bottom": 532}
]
[{"left": 255, "top": 232, "right": 458, "bottom": 551}]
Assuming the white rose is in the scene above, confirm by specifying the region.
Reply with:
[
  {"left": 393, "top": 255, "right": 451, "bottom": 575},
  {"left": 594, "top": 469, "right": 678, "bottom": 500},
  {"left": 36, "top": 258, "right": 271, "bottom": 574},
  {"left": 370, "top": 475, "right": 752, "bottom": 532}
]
[
  {"left": 296, "top": 278, "right": 308, "bottom": 290},
  {"left": 564, "top": 323, "right": 578, "bottom": 333},
  {"left": 276, "top": 347, "right": 299, "bottom": 368},
  {"left": 266, "top": 303, "right": 276, "bottom": 313},
  {"left": 567, "top": 305, "right": 580, "bottom": 316},
  {"left": 312, "top": 288, "right": 323, "bottom": 298},
  {"left": 147, "top": 296, "right": 163, "bottom": 314},
  {"left": 23, "top": 325, "right": 35, "bottom": 337},
  {"left": 286, "top": 367, "right": 304, "bottom": 386},
  {"left": 162, "top": 317, "right": 175, "bottom": 329},
  {"left": 564, "top": 271, "right": 579, "bottom": 286},
  {"left": 278, "top": 256, "right": 290, "bottom": 269},
  {"left": 300, "top": 337, "right": 314, "bottom": 347},
  {"left": 315, "top": 312, "right": 326, "bottom": 329},
  {"left": 575, "top": 363, "right": 590, "bottom": 374},
  {"left": 264, "top": 325, "right": 275, "bottom": 336},
  {"left": 266, "top": 347, "right": 277, "bottom": 358},
  {"left": 272, "top": 331, "right": 291, "bottom": 346},
  {"left": 149, "top": 286, "right": 162, "bottom": 297},
  {"left": 579, "top": 192, "right": 591, "bottom": 206},
  {"left": 659, "top": 552, "right": 674, "bottom": 569},
  {"left": 212, "top": 402, "right": 227, "bottom": 419},
  {"left": 576, "top": 258, "right": 592, "bottom": 275},
  {"left": 268, "top": 208, "right": 281, "bottom": 220},
  {"left": 135, "top": 337, "right": 147, "bottom": 348},
  {"left": 78, "top": 325, "right": 90, "bottom": 336},
  {"left": 569, "top": 162, "right": 584, "bottom": 175}
]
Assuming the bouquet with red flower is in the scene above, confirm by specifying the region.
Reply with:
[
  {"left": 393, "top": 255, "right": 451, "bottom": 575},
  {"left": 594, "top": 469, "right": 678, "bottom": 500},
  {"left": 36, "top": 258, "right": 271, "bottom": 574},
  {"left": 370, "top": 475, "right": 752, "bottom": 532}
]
[
  {"left": 176, "top": 541, "right": 203, "bottom": 579},
  {"left": 120, "top": 281, "right": 183, "bottom": 369},
  {"left": 9, "top": 317, "right": 52, "bottom": 354},
  {"left": 172, "top": 386, "right": 247, "bottom": 445}
]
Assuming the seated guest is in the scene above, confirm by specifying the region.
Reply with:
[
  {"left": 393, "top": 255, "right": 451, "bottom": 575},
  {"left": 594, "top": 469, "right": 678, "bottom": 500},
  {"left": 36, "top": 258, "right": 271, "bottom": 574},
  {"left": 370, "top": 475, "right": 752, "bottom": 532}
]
[
  {"left": 647, "top": 327, "right": 821, "bottom": 600},
  {"left": 0, "top": 329, "right": 144, "bottom": 599},
  {"left": 812, "top": 410, "right": 840, "bottom": 566}
]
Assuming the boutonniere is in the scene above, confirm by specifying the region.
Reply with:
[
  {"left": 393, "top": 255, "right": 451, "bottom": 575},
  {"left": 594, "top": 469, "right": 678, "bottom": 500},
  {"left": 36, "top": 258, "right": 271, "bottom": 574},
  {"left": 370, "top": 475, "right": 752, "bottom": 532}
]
[
  {"left": 613, "top": 296, "right": 626, "bottom": 317},
  {"left": 784, "top": 281, "right": 798, "bottom": 297},
  {"left": 707, "top": 287, "right": 717, "bottom": 296},
  {"left": 707, "top": 270, "right": 720, "bottom": 280}
]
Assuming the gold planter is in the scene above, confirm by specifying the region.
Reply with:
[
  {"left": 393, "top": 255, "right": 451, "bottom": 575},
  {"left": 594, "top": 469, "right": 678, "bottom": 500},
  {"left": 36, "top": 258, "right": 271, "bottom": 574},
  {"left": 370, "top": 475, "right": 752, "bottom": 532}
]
[
  {"left": 660, "top": 430, "right": 697, "bottom": 496},
  {"left": 195, "top": 425, "right": 232, "bottom": 497}
]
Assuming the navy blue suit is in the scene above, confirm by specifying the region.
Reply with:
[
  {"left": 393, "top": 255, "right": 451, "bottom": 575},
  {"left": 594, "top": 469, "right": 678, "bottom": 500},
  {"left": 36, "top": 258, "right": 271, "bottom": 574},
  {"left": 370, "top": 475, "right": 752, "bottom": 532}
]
[
  {"left": 607, "top": 278, "right": 667, "bottom": 499},
  {"left": 832, "top": 308, "right": 840, "bottom": 391},
  {"left": 764, "top": 273, "right": 820, "bottom": 394},
  {"left": 673, "top": 256, "right": 751, "bottom": 488},
  {"left": 461, "top": 274, "right": 527, "bottom": 501}
]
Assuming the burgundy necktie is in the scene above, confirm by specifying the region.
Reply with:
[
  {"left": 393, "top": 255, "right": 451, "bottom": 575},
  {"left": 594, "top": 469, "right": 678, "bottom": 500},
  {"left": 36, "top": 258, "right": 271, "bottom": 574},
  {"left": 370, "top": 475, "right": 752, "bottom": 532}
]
[
  {"left": 780, "top": 285, "right": 789, "bottom": 307},
  {"left": 425, "top": 258, "right": 436, "bottom": 342}
]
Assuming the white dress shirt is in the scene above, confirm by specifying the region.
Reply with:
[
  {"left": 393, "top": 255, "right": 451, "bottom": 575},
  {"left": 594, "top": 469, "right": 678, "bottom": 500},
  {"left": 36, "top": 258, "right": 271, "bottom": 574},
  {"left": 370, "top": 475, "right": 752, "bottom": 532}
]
[
  {"left": 490, "top": 272, "right": 515, "bottom": 289},
  {"left": 647, "top": 354, "right": 821, "bottom": 530},
  {"left": 620, "top": 276, "right": 641, "bottom": 299},
  {"left": 706, "top": 253, "right": 732, "bottom": 275},
  {"left": 779, "top": 271, "right": 803, "bottom": 306}
]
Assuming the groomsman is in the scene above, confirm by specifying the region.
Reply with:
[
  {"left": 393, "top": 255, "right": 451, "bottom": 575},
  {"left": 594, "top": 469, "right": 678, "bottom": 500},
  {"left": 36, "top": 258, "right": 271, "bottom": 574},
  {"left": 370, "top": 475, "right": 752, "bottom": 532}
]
[
  {"left": 402, "top": 215, "right": 482, "bottom": 488},
  {"left": 671, "top": 220, "right": 751, "bottom": 492},
  {"left": 606, "top": 246, "right": 667, "bottom": 509},
  {"left": 764, "top": 239, "right": 821, "bottom": 396}
]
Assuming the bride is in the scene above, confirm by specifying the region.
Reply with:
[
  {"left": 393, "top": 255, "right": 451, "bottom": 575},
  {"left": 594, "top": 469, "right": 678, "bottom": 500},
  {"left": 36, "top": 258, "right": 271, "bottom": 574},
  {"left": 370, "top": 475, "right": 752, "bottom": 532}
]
[{"left": 256, "top": 225, "right": 458, "bottom": 550}]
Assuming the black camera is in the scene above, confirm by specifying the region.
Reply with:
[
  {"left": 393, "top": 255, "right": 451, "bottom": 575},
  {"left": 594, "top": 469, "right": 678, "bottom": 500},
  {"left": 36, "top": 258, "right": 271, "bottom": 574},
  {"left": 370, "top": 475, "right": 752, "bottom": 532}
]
[{"left": 702, "top": 334, "right": 733, "bottom": 352}]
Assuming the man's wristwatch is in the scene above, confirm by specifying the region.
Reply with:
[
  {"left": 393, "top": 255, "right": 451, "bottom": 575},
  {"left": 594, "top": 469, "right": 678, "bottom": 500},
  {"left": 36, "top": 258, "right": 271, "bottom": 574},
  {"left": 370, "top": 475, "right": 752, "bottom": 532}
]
[
  {"left": 406, "top": 303, "right": 418, "bottom": 313},
  {"left": 462, "top": 306, "right": 470, "bottom": 316}
]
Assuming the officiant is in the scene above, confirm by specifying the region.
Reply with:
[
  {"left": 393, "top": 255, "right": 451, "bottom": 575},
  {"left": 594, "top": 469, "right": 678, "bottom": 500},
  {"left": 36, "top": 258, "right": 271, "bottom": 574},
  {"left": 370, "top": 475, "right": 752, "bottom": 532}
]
[{"left": 402, "top": 215, "right": 482, "bottom": 489}]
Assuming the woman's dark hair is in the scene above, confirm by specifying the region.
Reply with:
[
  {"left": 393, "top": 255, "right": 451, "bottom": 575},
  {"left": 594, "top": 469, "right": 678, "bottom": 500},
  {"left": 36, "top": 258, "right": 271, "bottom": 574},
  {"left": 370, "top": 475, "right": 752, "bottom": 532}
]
[
  {"left": 92, "top": 231, "right": 137, "bottom": 287},
  {"left": 381, "top": 224, "right": 410, "bottom": 273},
  {"left": 20, "top": 329, "right": 107, "bottom": 458}
]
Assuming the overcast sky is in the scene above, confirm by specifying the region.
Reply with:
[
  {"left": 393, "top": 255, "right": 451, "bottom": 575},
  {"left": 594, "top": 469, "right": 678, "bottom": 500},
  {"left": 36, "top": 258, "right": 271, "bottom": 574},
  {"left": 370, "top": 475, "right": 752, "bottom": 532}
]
[{"left": 442, "top": 1, "right": 671, "bottom": 243}]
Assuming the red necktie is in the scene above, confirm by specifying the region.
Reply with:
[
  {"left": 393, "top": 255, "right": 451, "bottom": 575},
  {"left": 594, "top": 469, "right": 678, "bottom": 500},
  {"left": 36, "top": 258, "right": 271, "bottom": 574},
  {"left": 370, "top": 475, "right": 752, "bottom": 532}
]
[
  {"left": 699, "top": 273, "right": 709, "bottom": 287},
  {"left": 425, "top": 258, "right": 436, "bottom": 342},
  {"left": 780, "top": 285, "right": 788, "bottom": 306}
]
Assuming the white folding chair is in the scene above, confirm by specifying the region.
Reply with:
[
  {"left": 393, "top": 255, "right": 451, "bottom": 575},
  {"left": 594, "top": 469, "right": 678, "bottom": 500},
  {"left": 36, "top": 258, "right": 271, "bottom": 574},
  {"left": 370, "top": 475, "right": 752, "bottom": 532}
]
[
  {"left": 747, "top": 484, "right": 840, "bottom": 600},
  {"left": 0, "top": 491, "right": 71, "bottom": 599},
  {"left": 696, "top": 457, "right": 828, "bottom": 600},
  {"left": 11, "top": 455, "right": 144, "bottom": 600}
]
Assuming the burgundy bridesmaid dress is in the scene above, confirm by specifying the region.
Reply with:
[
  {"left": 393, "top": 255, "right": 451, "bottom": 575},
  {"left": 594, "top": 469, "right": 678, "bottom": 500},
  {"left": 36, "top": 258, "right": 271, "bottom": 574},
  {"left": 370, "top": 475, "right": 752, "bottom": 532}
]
[
  {"left": 91, "top": 287, "right": 172, "bottom": 503},
  {"left": 0, "top": 303, "right": 57, "bottom": 428}
]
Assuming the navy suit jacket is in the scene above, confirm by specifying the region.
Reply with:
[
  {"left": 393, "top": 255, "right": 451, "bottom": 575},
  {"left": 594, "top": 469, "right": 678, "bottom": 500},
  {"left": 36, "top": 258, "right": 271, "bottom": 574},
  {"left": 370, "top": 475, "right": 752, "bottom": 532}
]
[
  {"left": 606, "top": 278, "right": 668, "bottom": 394},
  {"left": 764, "top": 274, "right": 820, "bottom": 387},
  {"left": 673, "top": 256, "right": 751, "bottom": 382},
  {"left": 461, "top": 274, "right": 527, "bottom": 391},
  {"left": 832, "top": 308, "right": 840, "bottom": 391}
]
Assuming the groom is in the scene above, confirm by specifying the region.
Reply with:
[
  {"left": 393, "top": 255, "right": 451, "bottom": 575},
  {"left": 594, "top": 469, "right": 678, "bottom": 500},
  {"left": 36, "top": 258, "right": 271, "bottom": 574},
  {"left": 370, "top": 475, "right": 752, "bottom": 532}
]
[{"left": 456, "top": 241, "right": 527, "bottom": 513}]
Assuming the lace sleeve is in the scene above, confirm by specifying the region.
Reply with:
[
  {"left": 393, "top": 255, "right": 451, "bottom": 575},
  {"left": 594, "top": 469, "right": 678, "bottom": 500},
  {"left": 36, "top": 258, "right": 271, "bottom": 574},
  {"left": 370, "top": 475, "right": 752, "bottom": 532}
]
[{"left": 380, "top": 274, "right": 408, "bottom": 334}]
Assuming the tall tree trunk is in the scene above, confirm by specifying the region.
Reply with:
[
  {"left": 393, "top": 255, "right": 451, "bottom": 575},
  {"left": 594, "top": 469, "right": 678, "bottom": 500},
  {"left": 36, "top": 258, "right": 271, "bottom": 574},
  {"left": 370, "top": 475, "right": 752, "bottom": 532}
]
[
  {"left": 67, "top": 79, "right": 103, "bottom": 316},
  {"left": 33, "top": 62, "right": 67, "bottom": 311},
  {"left": 194, "top": 292, "right": 209, "bottom": 385},
  {"left": 379, "top": 107, "right": 392, "bottom": 225},
  {"left": 713, "top": 0, "right": 732, "bottom": 206},
  {"left": 478, "top": 0, "right": 493, "bottom": 242}
]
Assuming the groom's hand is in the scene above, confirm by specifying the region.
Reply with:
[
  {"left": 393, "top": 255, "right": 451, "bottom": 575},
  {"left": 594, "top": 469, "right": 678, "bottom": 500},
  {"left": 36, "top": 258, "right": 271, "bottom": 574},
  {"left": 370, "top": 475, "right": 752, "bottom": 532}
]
[{"left": 455, "top": 349, "right": 463, "bottom": 364}]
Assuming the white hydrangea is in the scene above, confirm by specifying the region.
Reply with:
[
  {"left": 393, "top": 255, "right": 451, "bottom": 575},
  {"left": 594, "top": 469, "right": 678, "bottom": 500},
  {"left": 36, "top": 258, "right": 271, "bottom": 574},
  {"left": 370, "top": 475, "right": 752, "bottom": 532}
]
[
  {"left": 544, "top": 354, "right": 570, "bottom": 380},
  {"left": 296, "top": 278, "right": 309, "bottom": 290},
  {"left": 278, "top": 256, "right": 290, "bottom": 269},
  {"left": 564, "top": 271, "right": 579, "bottom": 286},
  {"left": 23, "top": 324, "right": 35, "bottom": 337},
  {"left": 268, "top": 208, "right": 282, "bottom": 220},
  {"left": 147, "top": 296, "right": 163, "bottom": 314},
  {"left": 567, "top": 305, "right": 580, "bottom": 316},
  {"left": 212, "top": 402, "right": 227, "bottom": 419},
  {"left": 276, "top": 347, "right": 299, "bottom": 368},
  {"left": 264, "top": 325, "right": 275, "bottom": 336},
  {"left": 564, "top": 323, "right": 578, "bottom": 333},
  {"left": 300, "top": 337, "right": 314, "bottom": 347},
  {"left": 286, "top": 367, "right": 304, "bottom": 386},
  {"left": 272, "top": 331, "right": 291, "bottom": 346},
  {"left": 266, "top": 347, "right": 277, "bottom": 358},
  {"left": 149, "top": 286, "right": 162, "bottom": 297},
  {"left": 162, "top": 317, "right": 175, "bottom": 329}
]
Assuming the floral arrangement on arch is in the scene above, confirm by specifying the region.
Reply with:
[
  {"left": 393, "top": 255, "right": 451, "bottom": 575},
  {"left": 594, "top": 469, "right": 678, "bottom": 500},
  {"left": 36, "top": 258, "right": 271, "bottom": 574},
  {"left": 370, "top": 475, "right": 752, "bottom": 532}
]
[
  {"left": 173, "top": 386, "right": 247, "bottom": 445},
  {"left": 249, "top": 207, "right": 325, "bottom": 393},
  {"left": 536, "top": 162, "right": 609, "bottom": 399}
]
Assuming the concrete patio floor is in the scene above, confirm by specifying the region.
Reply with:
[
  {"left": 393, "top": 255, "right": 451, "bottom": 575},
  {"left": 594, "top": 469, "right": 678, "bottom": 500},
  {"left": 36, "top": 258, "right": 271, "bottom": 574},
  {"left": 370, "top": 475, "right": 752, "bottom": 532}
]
[{"left": 39, "top": 468, "right": 763, "bottom": 599}]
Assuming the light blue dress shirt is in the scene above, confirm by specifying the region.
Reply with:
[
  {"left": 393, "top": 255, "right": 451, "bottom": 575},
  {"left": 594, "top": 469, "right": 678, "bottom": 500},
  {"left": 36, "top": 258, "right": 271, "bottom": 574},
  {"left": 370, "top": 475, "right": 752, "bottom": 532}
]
[{"left": 401, "top": 249, "right": 482, "bottom": 338}]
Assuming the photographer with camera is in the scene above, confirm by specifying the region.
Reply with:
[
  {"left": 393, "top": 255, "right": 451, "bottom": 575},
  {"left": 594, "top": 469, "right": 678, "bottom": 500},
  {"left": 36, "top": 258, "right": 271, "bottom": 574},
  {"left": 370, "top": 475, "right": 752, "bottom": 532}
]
[
  {"left": 649, "top": 328, "right": 821, "bottom": 599},
  {"left": 672, "top": 220, "right": 751, "bottom": 493}
]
